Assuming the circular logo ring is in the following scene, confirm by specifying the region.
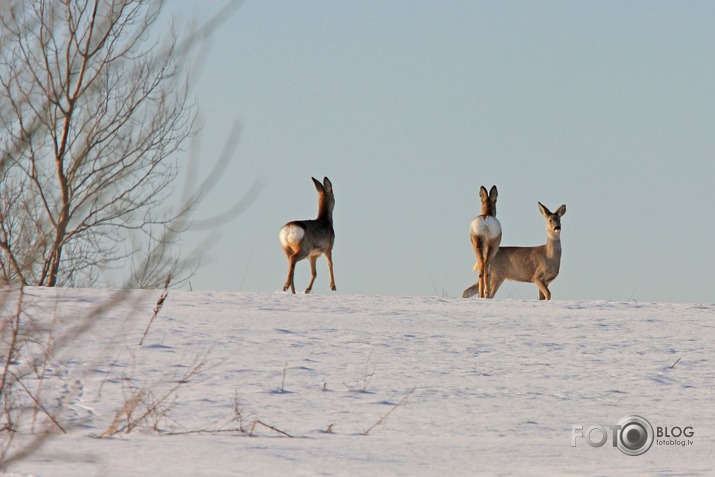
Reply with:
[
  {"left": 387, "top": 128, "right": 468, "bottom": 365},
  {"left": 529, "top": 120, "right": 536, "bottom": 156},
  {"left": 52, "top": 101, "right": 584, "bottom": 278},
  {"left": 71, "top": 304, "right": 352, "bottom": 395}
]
[{"left": 617, "top": 415, "right": 654, "bottom": 456}]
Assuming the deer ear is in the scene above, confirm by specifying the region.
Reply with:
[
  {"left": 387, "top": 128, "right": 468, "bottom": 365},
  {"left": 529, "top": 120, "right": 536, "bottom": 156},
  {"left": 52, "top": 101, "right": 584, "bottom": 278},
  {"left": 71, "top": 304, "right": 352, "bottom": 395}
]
[
  {"left": 322, "top": 177, "right": 333, "bottom": 193},
  {"left": 538, "top": 202, "right": 551, "bottom": 217},
  {"left": 489, "top": 185, "right": 498, "bottom": 200},
  {"left": 556, "top": 204, "right": 566, "bottom": 217},
  {"left": 311, "top": 177, "right": 325, "bottom": 192},
  {"left": 479, "top": 186, "right": 488, "bottom": 200}
]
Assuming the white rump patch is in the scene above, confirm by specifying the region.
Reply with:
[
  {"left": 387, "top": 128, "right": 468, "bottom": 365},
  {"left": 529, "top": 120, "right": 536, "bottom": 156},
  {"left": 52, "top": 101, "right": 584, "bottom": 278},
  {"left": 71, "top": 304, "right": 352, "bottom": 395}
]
[
  {"left": 470, "top": 216, "right": 502, "bottom": 240},
  {"left": 279, "top": 224, "right": 305, "bottom": 247}
]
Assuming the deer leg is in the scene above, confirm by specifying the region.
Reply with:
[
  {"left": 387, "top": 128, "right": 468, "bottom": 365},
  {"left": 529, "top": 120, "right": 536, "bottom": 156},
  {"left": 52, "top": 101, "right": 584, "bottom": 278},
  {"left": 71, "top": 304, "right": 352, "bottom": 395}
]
[
  {"left": 305, "top": 255, "right": 318, "bottom": 294},
  {"left": 484, "top": 242, "right": 501, "bottom": 298},
  {"left": 462, "top": 283, "right": 480, "bottom": 298},
  {"left": 325, "top": 249, "right": 336, "bottom": 291},
  {"left": 534, "top": 279, "right": 551, "bottom": 300},
  {"left": 488, "top": 273, "right": 505, "bottom": 299},
  {"left": 475, "top": 239, "right": 487, "bottom": 299},
  {"left": 283, "top": 254, "right": 298, "bottom": 294},
  {"left": 468, "top": 234, "right": 486, "bottom": 298},
  {"left": 483, "top": 246, "right": 493, "bottom": 299},
  {"left": 470, "top": 235, "right": 480, "bottom": 270}
]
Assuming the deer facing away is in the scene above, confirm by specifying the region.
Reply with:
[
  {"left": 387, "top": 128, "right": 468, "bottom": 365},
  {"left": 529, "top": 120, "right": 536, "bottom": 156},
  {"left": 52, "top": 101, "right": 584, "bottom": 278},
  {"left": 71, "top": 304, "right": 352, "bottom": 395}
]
[
  {"left": 468, "top": 185, "right": 502, "bottom": 298},
  {"left": 462, "top": 202, "right": 566, "bottom": 300},
  {"left": 279, "top": 177, "right": 336, "bottom": 294}
]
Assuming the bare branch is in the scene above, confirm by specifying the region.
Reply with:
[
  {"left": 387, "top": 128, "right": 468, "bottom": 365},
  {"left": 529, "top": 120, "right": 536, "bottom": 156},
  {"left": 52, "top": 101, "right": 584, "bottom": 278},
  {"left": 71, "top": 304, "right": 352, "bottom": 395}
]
[{"left": 0, "top": 0, "right": 249, "bottom": 287}]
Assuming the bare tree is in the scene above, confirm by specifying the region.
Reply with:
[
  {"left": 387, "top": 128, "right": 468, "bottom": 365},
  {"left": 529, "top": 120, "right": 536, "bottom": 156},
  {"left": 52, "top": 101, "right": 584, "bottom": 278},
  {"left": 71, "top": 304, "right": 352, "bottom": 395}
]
[
  {"left": 0, "top": 0, "right": 253, "bottom": 468},
  {"left": 0, "top": 0, "right": 202, "bottom": 287}
]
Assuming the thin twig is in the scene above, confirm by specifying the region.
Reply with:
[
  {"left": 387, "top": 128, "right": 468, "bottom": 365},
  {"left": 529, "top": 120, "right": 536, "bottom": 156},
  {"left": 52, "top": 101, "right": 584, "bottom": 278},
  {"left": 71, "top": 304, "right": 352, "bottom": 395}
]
[
  {"left": 96, "top": 357, "right": 206, "bottom": 438},
  {"left": 362, "top": 388, "right": 415, "bottom": 436},
  {"left": 164, "top": 427, "right": 245, "bottom": 436},
  {"left": 12, "top": 374, "right": 66, "bottom": 434},
  {"left": 126, "top": 360, "right": 204, "bottom": 433},
  {"left": 671, "top": 357, "right": 682, "bottom": 368},
  {"left": 0, "top": 288, "right": 24, "bottom": 393},
  {"left": 280, "top": 362, "right": 288, "bottom": 393},
  {"left": 248, "top": 420, "right": 293, "bottom": 438},
  {"left": 139, "top": 274, "right": 171, "bottom": 346},
  {"left": 363, "top": 347, "right": 376, "bottom": 392}
]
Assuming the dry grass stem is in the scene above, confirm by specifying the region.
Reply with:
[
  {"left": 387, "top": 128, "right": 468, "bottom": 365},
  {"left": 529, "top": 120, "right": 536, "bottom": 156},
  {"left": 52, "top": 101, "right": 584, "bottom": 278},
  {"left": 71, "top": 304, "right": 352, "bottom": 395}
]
[
  {"left": 362, "top": 388, "right": 415, "bottom": 436},
  {"left": 139, "top": 274, "right": 172, "bottom": 346},
  {"left": 248, "top": 420, "right": 293, "bottom": 438},
  {"left": 96, "top": 358, "right": 206, "bottom": 438}
]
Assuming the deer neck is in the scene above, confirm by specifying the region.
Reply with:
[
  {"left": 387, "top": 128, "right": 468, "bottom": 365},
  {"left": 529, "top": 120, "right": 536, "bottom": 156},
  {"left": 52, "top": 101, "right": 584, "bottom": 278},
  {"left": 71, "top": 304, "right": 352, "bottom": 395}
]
[
  {"left": 480, "top": 203, "right": 496, "bottom": 217},
  {"left": 316, "top": 196, "right": 333, "bottom": 223},
  {"left": 545, "top": 232, "right": 562, "bottom": 258}
]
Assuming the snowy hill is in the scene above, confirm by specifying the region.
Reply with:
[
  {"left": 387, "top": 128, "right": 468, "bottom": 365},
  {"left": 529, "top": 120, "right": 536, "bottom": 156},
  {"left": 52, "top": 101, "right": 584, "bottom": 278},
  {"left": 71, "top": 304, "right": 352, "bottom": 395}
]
[{"left": 2, "top": 287, "right": 713, "bottom": 476}]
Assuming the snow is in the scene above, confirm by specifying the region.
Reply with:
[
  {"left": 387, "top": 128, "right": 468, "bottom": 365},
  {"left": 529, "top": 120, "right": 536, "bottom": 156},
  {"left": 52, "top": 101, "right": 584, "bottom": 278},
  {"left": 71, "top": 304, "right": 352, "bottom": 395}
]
[{"left": 2, "top": 287, "right": 714, "bottom": 476}]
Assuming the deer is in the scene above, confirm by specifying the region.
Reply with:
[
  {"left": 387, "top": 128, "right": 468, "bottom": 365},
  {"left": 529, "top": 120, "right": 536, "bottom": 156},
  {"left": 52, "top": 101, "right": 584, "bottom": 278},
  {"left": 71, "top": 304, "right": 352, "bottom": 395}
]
[
  {"left": 467, "top": 185, "right": 502, "bottom": 298},
  {"left": 279, "top": 177, "right": 336, "bottom": 294},
  {"left": 462, "top": 202, "right": 566, "bottom": 300}
]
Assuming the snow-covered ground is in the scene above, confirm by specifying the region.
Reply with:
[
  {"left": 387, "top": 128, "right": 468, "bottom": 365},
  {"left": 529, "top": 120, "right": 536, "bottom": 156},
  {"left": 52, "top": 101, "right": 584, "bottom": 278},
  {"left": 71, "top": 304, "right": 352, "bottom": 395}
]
[{"left": 2, "top": 287, "right": 713, "bottom": 476}]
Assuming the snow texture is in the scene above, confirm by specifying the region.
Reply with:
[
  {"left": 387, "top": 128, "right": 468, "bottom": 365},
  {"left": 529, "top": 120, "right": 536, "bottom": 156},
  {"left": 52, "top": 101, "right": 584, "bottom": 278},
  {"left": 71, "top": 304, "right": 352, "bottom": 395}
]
[{"left": 2, "top": 287, "right": 713, "bottom": 476}]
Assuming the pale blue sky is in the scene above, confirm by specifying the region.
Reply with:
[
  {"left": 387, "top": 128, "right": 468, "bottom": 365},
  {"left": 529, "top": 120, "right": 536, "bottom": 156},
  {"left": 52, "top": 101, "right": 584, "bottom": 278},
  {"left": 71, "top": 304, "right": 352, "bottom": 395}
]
[{"left": 170, "top": 1, "right": 715, "bottom": 303}]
